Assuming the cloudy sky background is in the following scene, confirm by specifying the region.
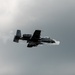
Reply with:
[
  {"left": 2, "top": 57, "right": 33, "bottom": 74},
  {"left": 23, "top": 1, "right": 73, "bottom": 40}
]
[{"left": 0, "top": 0, "right": 75, "bottom": 75}]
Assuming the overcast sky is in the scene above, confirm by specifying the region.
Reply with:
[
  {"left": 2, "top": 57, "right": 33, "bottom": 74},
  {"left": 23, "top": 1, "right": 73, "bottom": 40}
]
[{"left": 0, "top": 0, "right": 75, "bottom": 75}]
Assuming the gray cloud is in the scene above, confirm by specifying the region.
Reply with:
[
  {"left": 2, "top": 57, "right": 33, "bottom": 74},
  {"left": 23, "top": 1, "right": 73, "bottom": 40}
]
[{"left": 0, "top": 30, "right": 15, "bottom": 44}]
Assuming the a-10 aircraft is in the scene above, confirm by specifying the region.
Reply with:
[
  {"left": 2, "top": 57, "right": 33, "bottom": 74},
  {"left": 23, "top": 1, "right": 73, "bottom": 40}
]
[{"left": 13, "top": 30, "right": 57, "bottom": 48}]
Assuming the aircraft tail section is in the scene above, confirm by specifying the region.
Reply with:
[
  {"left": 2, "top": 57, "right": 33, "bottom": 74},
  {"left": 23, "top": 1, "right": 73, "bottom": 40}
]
[
  {"left": 16, "top": 30, "right": 21, "bottom": 38},
  {"left": 13, "top": 30, "right": 21, "bottom": 43}
]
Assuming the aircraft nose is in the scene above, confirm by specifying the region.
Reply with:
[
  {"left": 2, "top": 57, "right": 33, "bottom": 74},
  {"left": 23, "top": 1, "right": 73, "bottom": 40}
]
[{"left": 51, "top": 40, "right": 55, "bottom": 43}]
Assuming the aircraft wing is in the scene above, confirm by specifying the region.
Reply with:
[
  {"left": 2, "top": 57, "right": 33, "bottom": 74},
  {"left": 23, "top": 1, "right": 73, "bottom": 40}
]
[
  {"left": 30, "top": 30, "right": 41, "bottom": 41},
  {"left": 27, "top": 42, "right": 36, "bottom": 47}
]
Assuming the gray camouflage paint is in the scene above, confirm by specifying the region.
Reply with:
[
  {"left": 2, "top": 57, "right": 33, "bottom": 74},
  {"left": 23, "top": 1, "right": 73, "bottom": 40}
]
[{"left": 0, "top": 0, "right": 75, "bottom": 75}]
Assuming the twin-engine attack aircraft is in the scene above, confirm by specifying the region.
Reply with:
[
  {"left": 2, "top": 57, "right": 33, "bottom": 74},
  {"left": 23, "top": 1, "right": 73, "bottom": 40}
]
[{"left": 13, "top": 30, "right": 56, "bottom": 48}]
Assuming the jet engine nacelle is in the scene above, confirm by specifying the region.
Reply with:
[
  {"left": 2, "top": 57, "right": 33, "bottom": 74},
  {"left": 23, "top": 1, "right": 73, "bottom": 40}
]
[{"left": 23, "top": 34, "right": 32, "bottom": 40}]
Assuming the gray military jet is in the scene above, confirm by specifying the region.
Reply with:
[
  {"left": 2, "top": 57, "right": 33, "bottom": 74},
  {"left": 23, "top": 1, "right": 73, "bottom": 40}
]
[{"left": 13, "top": 30, "right": 56, "bottom": 47}]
